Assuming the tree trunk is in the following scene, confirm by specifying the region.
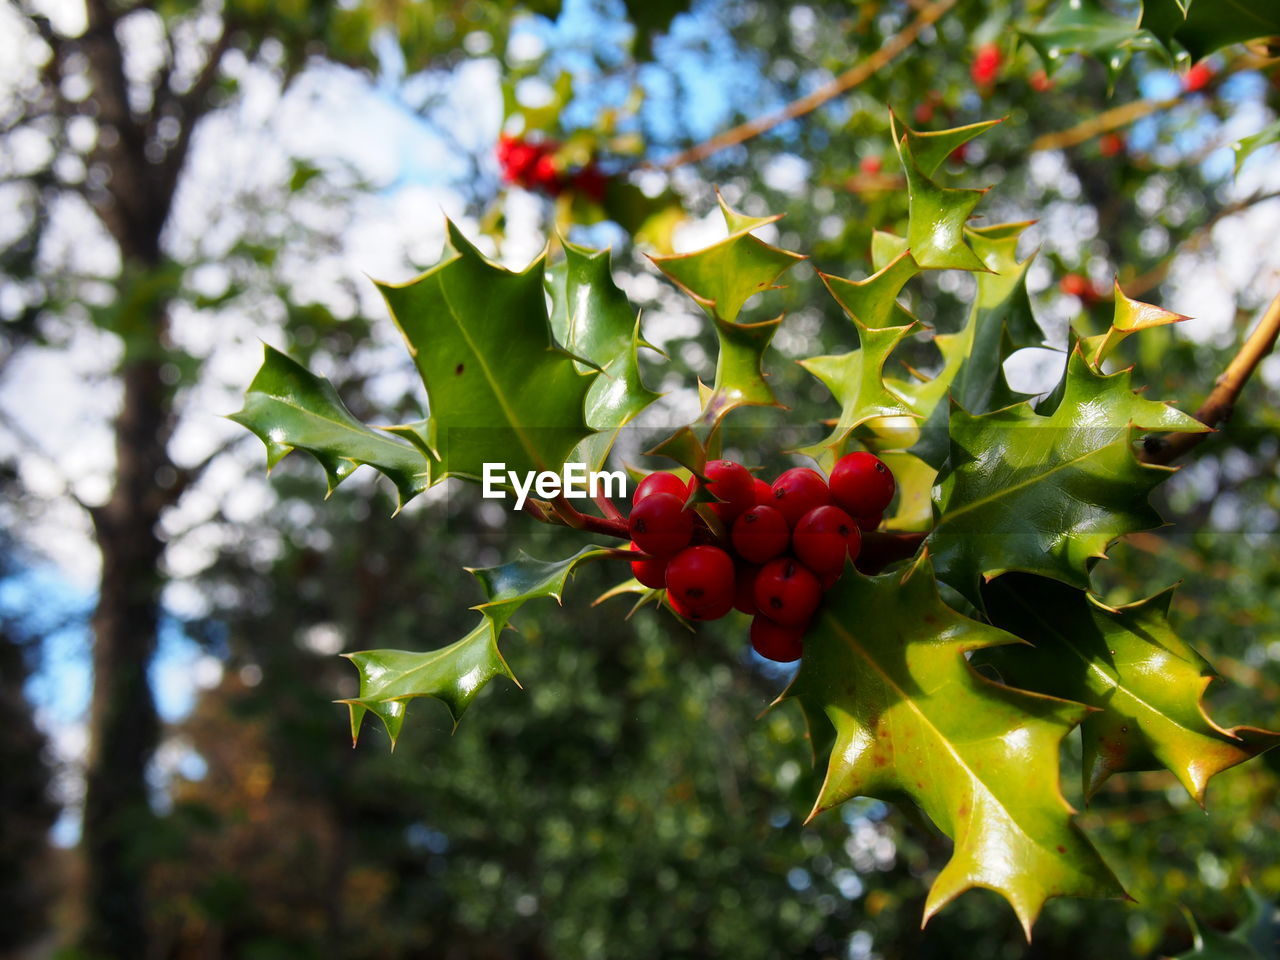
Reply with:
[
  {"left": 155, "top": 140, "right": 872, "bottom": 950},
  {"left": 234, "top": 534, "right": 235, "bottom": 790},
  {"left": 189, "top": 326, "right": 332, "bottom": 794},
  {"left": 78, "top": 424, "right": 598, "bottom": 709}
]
[{"left": 81, "top": 350, "right": 172, "bottom": 958}]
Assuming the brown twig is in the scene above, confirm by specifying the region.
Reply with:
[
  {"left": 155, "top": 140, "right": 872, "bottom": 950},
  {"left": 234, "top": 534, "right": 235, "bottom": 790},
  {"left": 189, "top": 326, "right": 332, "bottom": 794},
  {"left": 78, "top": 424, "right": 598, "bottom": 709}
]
[
  {"left": 654, "top": 0, "right": 958, "bottom": 170},
  {"left": 1029, "top": 96, "right": 1178, "bottom": 153},
  {"left": 1142, "top": 291, "right": 1280, "bottom": 466}
]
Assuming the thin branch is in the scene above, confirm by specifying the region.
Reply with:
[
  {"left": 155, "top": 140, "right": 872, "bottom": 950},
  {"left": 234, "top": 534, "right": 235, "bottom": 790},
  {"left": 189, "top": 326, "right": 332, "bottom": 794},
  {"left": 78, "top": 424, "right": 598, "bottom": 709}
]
[
  {"left": 655, "top": 0, "right": 958, "bottom": 170},
  {"left": 1029, "top": 96, "right": 1178, "bottom": 153},
  {"left": 1142, "top": 291, "right": 1280, "bottom": 466},
  {"left": 1122, "top": 190, "right": 1280, "bottom": 297}
]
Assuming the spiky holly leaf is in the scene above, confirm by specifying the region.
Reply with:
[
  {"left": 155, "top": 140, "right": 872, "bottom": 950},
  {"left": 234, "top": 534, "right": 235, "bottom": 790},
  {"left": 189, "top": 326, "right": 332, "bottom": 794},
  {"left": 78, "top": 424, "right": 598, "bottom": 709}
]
[
  {"left": 231, "top": 344, "right": 433, "bottom": 509},
  {"left": 650, "top": 194, "right": 804, "bottom": 420},
  {"left": 981, "top": 576, "right": 1280, "bottom": 803},
  {"left": 896, "top": 222, "right": 1046, "bottom": 469},
  {"left": 1142, "top": 0, "right": 1280, "bottom": 62},
  {"left": 892, "top": 117, "right": 990, "bottom": 272},
  {"left": 341, "top": 620, "right": 518, "bottom": 748},
  {"left": 786, "top": 555, "right": 1124, "bottom": 936},
  {"left": 469, "top": 546, "right": 611, "bottom": 635},
  {"left": 1022, "top": 0, "right": 1156, "bottom": 81},
  {"left": 821, "top": 248, "right": 919, "bottom": 330},
  {"left": 902, "top": 117, "right": 1004, "bottom": 179},
  {"left": 798, "top": 321, "right": 918, "bottom": 462},
  {"left": 546, "top": 241, "right": 660, "bottom": 470},
  {"left": 1082, "top": 283, "right": 1187, "bottom": 368},
  {"left": 1234, "top": 118, "right": 1280, "bottom": 177},
  {"left": 927, "top": 348, "right": 1208, "bottom": 605},
  {"left": 375, "top": 221, "right": 595, "bottom": 482}
]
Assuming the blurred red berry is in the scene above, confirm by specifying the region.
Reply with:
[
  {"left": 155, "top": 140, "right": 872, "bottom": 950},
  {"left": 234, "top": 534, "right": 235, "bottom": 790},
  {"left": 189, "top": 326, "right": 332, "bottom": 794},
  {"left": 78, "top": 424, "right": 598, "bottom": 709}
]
[
  {"left": 860, "top": 155, "right": 883, "bottom": 175},
  {"left": 1183, "top": 63, "right": 1214, "bottom": 93},
  {"left": 971, "top": 43, "right": 1001, "bottom": 87},
  {"left": 1060, "top": 273, "right": 1097, "bottom": 301},
  {"left": 1098, "top": 132, "right": 1125, "bottom": 157},
  {"left": 1030, "top": 70, "right": 1054, "bottom": 93}
]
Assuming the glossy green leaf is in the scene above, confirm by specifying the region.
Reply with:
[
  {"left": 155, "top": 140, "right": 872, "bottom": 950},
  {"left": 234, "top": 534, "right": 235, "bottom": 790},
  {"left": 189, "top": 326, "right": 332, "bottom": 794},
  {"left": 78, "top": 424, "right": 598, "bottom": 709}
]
[
  {"left": 982, "top": 576, "right": 1280, "bottom": 803},
  {"left": 893, "top": 120, "right": 989, "bottom": 272},
  {"left": 547, "top": 241, "right": 660, "bottom": 470},
  {"left": 231, "top": 344, "right": 432, "bottom": 509},
  {"left": 787, "top": 555, "right": 1124, "bottom": 936},
  {"left": 902, "top": 117, "right": 1004, "bottom": 179},
  {"left": 650, "top": 194, "right": 804, "bottom": 421},
  {"left": 927, "top": 348, "right": 1209, "bottom": 605},
  {"left": 1022, "top": 0, "right": 1154, "bottom": 80},
  {"left": 341, "top": 620, "right": 518, "bottom": 748},
  {"left": 896, "top": 221, "right": 1045, "bottom": 469},
  {"left": 375, "top": 221, "right": 596, "bottom": 482},
  {"left": 1143, "top": 0, "right": 1280, "bottom": 61},
  {"left": 650, "top": 194, "right": 804, "bottom": 324},
  {"left": 1082, "top": 283, "right": 1188, "bottom": 368},
  {"left": 820, "top": 248, "right": 919, "bottom": 330},
  {"left": 798, "top": 320, "right": 918, "bottom": 461},
  {"left": 469, "top": 546, "right": 611, "bottom": 635}
]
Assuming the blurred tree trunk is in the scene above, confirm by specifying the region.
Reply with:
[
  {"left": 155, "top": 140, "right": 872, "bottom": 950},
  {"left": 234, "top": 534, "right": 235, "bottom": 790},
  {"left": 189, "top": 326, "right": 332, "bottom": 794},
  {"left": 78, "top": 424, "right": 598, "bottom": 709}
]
[{"left": 73, "top": 2, "right": 196, "bottom": 953}]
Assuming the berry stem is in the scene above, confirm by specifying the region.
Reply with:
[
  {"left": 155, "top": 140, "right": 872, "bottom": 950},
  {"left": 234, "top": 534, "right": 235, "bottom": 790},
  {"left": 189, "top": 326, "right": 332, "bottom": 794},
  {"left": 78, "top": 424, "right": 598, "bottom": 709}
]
[
  {"left": 594, "top": 493, "right": 624, "bottom": 521},
  {"left": 550, "top": 495, "right": 589, "bottom": 529}
]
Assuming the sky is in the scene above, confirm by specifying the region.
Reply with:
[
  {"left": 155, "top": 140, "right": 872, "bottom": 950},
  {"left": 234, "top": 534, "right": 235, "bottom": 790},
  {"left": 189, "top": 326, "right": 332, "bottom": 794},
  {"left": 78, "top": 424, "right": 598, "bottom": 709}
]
[{"left": 2, "top": 0, "right": 1280, "bottom": 848}]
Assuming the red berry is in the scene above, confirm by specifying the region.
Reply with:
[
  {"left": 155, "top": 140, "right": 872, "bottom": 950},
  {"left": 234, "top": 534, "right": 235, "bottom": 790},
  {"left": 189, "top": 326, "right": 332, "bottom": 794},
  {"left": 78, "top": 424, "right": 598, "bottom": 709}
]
[
  {"left": 855, "top": 511, "right": 883, "bottom": 532},
  {"left": 753, "top": 558, "right": 822, "bottom": 627},
  {"left": 829, "top": 452, "right": 896, "bottom": 518},
  {"left": 751, "top": 616, "right": 805, "bottom": 663},
  {"left": 914, "top": 101, "right": 935, "bottom": 125},
  {"left": 752, "top": 477, "right": 773, "bottom": 506},
  {"left": 629, "top": 492, "right": 693, "bottom": 557},
  {"left": 531, "top": 154, "right": 563, "bottom": 195},
  {"left": 666, "top": 546, "right": 735, "bottom": 620},
  {"left": 770, "top": 468, "right": 831, "bottom": 527},
  {"left": 793, "top": 505, "right": 861, "bottom": 574},
  {"left": 634, "top": 471, "right": 689, "bottom": 505},
  {"left": 1060, "top": 273, "right": 1094, "bottom": 299},
  {"left": 971, "top": 43, "right": 1001, "bottom": 87},
  {"left": 1183, "top": 62, "right": 1213, "bottom": 93},
  {"left": 629, "top": 543, "right": 668, "bottom": 589},
  {"left": 1098, "top": 132, "right": 1125, "bottom": 158},
  {"left": 820, "top": 568, "right": 841, "bottom": 591},
  {"left": 698, "top": 459, "right": 756, "bottom": 524},
  {"left": 860, "top": 155, "right": 883, "bottom": 175},
  {"left": 948, "top": 142, "right": 969, "bottom": 165},
  {"left": 1030, "top": 70, "right": 1053, "bottom": 93},
  {"left": 731, "top": 505, "right": 790, "bottom": 564},
  {"left": 734, "top": 564, "right": 760, "bottom": 615}
]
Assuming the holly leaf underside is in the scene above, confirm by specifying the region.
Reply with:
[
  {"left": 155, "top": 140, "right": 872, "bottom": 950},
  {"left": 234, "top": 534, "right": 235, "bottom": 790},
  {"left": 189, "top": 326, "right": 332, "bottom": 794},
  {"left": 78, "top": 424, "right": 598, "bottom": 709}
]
[
  {"left": 982, "top": 576, "right": 1280, "bottom": 803},
  {"left": 788, "top": 556, "right": 1124, "bottom": 936},
  {"left": 231, "top": 345, "right": 432, "bottom": 509},
  {"left": 341, "top": 620, "right": 517, "bottom": 747},
  {"left": 928, "top": 350, "right": 1208, "bottom": 605},
  {"left": 376, "top": 222, "right": 595, "bottom": 482}
]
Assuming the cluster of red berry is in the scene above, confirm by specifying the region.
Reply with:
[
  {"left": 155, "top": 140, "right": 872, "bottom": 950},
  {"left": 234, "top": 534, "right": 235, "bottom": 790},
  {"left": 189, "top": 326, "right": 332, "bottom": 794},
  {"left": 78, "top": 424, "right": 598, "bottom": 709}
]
[
  {"left": 496, "top": 134, "right": 608, "bottom": 202},
  {"left": 626, "top": 454, "right": 896, "bottom": 664}
]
